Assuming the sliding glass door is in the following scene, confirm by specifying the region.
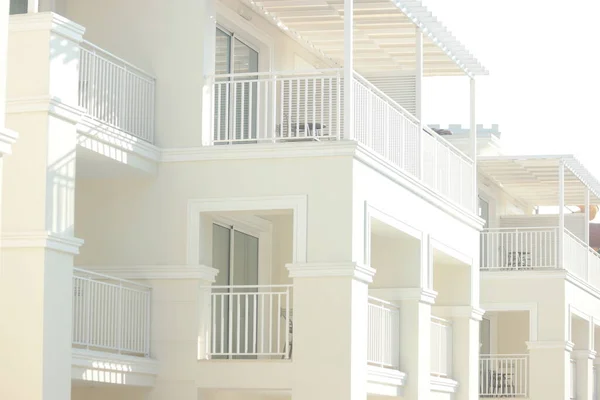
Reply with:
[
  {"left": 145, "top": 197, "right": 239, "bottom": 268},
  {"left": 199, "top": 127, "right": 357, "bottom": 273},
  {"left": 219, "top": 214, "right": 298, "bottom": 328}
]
[{"left": 214, "top": 27, "right": 259, "bottom": 143}]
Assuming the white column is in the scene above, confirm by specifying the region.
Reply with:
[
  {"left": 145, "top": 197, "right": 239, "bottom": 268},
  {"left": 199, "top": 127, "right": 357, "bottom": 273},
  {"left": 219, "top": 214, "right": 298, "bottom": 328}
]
[
  {"left": 559, "top": 160, "right": 565, "bottom": 268},
  {"left": 452, "top": 307, "right": 484, "bottom": 400},
  {"left": 572, "top": 318, "right": 595, "bottom": 400},
  {"left": 470, "top": 78, "right": 477, "bottom": 213},
  {"left": 287, "top": 262, "right": 373, "bottom": 400},
  {"left": 343, "top": 0, "right": 354, "bottom": 140},
  {"left": 585, "top": 188, "right": 590, "bottom": 245},
  {"left": 146, "top": 267, "right": 218, "bottom": 400},
  {"left": 0, "top": 0, "right": 17, "bottom": 156},
  {"left": 0, "top": 13, "right": 84, "bottom": 400}
]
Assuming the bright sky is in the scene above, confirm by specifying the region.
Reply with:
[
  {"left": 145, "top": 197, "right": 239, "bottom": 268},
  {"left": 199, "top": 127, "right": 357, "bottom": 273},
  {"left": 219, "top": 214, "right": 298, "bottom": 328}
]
[{"left": 421, "top": 0, "right": 600, "bottom": 176}]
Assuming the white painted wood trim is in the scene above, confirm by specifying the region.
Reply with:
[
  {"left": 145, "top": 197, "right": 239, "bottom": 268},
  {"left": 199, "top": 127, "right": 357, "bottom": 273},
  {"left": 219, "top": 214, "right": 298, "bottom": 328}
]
[
  {"left": 430, "top": 376, "right": 459, "bottom": 393},
  {"left": 0, "top": 127, "right": 18, "bottom": 156},
  {"left": 367, "top": 365, "right": 407, "bottom": 386},
  {"left": 481, "top": 302, "right": 539, "bottom": 342},
  {"left": 369, "top": 287, "right": 437, "bottom": 305},
  {"left": 7, "top": 96, "right": 85, "bottom": 125},
  {"left": 9, "top": 12, "right": 85, "bottom": 42}
]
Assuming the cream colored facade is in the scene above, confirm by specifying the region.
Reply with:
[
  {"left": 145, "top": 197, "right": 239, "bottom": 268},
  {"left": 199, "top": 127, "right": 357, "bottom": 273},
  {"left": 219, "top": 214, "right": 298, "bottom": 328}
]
[{"left": 4, "top": 1, "right": 593, "bottom": 400}]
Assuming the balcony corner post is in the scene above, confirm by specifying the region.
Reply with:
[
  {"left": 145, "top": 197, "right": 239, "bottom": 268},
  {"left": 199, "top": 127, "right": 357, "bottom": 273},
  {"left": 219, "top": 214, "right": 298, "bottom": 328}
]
[
  {"left": 416, "top": 27, "right": 424, "bottom": 180},
  {"left": 559, "top": 160, "right": 565, "bottom": 269},
  {"left": 470, "top": 77, "right": 477, "bottom": 213},
  {"left": 343, "top": 0, "right": 354, "bottom": 141}
]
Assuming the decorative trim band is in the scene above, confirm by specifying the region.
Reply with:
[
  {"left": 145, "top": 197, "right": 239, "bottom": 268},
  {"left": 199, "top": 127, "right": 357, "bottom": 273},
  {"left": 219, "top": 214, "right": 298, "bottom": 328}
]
[
  {"left": 367, "top": 365, "right": 407, "bottom": 387},
  {"left": 1, "top": 231, "right": 84, "bottom": 255},
  {"left": 286, "top": 262, "right": 376, "bottom": 284},
  {"left": 80, "top": 265, "right": 219, "bottom": 282},
  {"left": 369, "top": 287, "right": 438, "bottom": 305},
  {"left": 9, "top": 12, "right": 85, "bottom": 42},
  {"left": 572, "top": 349, "right": 597, "bottom": 360},
  {"left": 430, "top": 376, "right": 459, "bottom": 393},
  {"left": 7, "top": 96, "right": 85, "bottom": 125},
  {"left": 527, "top": 341, "right": 574, "bottom": 352},
  {"left": 0, "top": 127, "right": 18, "bottom": 156}
]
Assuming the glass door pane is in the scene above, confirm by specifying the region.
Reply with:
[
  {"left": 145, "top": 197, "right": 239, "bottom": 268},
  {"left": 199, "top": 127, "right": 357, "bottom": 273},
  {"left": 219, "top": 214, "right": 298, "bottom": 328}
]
[
  {"left": 233, "top": 39, "right": 259, "bottom": 142},
  {"left": 212, "top": 224, "right": 231, "bottom": 357},
  {"left": 10, "top": 0, "right": 28, "bottom": 14},
  {"left": 214, "top": 28, "right": 231, "bottom": 142}
]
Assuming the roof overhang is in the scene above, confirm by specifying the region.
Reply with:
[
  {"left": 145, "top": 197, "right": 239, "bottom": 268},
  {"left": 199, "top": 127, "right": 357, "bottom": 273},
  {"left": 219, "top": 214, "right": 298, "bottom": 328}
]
[
  {"left": 242, "top": 0, "right": 488, "bottom": 77},
  {"left": 478, "top": 155, "right": 600, "bottom": 206}
]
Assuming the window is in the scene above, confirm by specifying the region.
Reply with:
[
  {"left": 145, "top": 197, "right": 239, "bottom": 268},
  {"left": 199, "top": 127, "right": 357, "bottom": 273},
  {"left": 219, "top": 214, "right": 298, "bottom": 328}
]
[
  {"left": 10, "top": 0, "right": 28, "bottom": 14},
  {"left": 214, "top": 27, "right": 259, "bottom": 143}
]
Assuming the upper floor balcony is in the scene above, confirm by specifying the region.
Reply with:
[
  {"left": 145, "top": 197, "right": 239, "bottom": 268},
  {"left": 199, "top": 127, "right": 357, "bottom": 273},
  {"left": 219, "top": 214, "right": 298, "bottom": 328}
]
[{"left": 478, "top": 155, "right": 600, "bottom": 288}]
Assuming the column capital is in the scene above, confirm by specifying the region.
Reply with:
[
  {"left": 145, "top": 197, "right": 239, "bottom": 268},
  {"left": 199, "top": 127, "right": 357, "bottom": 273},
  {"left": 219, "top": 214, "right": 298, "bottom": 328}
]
[
  {"left": 1, "top": 231, "right": 84, "bottom": 255},
  {"left": 0, "top": 127, "right": 18, "bottom": 156},
  {"left": 369, "top": 287, "right": 437, "bottom": 305},
  {"left": 527, "top": 340, "right": 574, "bottom": 352},
  {"left": 286, "top": 262, "right": 375, "bottom": 284},
  {"left": 572, "top": 349, "right": 597, "bottom": 360}
]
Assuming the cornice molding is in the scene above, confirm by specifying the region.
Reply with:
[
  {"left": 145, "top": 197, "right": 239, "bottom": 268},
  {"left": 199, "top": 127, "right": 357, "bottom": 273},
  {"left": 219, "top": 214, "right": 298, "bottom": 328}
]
[
  {"left": 572, "top": 349, "right": 597, "bottom": 360},
  {"left": 7, "top": 96, "right": 85, "bottom": 125},
  {"left": 9, "top": 12, "right": 85, "bottom": 42},
  {"left": 434, "top": 306, "right": 486, "bottom": 321},
  {"left": 527, "top": 341, "right": 574, "bottom": 352},
  {"left": 367, "top": 365, "right": 407, "bottom": 387},
  {"left": 1, "top": 231, "right": 84, "bottom": 255},
  {"left": 369, "top": 287, "right": 437, "bottom": 305},
  {"left": 80, "top": 265, "right": 219, "bottom": 282},
  {"left": 0, "top": 127, "right": 18, "bottom": 156},
  {"left": 286, "top": 262, "right": 376, "bottom": 284},
  {"left": 430, "top": 376, "right": 459, "bottom": 393}
]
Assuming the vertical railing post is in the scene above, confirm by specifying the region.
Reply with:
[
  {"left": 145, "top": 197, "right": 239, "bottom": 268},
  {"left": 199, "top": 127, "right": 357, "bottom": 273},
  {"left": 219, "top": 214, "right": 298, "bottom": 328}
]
[
  {"left": 470, "top": 78, "right": 477, "bottom": 213},
  {"left": 145, "top": 289, "right": 151, "bottom": 356},
  {"left": 85, "top": 277, "right": 91, "bottom": 350},
  {"left": 285, "top": 286, "right": 290, "bottom": 359},
  {"left": 343, "top": 0, "right": 354, "bottom": 141},
  {"left": 336, "top": 70, "right": 342, "bottom": 140},
  {"left": 117, "top": 281, "right": 123, "bottom": 354},
  {"left": 559, "top": 161, "right": 565, "bottom": 269}
]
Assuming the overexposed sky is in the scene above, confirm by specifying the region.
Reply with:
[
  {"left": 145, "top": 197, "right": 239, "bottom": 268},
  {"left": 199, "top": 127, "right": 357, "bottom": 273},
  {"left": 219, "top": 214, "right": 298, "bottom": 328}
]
[{"left": 421, "top": 0, "right": 600, "bottom": 175}]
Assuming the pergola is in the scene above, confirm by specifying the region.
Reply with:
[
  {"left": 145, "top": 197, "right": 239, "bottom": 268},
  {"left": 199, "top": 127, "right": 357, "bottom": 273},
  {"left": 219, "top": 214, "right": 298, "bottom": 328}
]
[{"left": 478, "top": 155, "right": 600, "bottom": 244}]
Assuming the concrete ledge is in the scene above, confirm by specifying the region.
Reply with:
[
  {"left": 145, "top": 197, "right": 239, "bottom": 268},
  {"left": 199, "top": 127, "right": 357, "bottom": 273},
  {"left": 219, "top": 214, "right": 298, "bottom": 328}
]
[{"left": 196, "top": 360, "right": 292, "bottom": 390}]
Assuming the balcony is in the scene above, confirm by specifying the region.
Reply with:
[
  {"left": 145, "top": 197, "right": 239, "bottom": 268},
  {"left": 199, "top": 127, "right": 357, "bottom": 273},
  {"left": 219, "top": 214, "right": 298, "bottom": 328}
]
[
  {"left": 72, "top": 268, "right": 151, "bottom": 357},
  {"left": 78, "top": 40, "right": 156, "bottom": 144},
  {"left": 479, "top": 354, "right": 529, "bottom": 398},
  {"left": 210, "top": 69, "right": 474, "bottom": 211},
  {"left": 367, "top": 296, "right": 400, "bottom": 369},
  {"left": 481, "top": 226, "right": 600, "bottom": 287},
  {"left": 430, "top": 316, "right": 453, "bottom": 378}
]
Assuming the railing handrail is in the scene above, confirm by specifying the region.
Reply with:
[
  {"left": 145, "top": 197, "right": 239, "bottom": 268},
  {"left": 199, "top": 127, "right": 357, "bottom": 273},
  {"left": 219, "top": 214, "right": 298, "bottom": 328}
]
[
  {"left": 480, "top": 353, "right": 529, "bottom": 358},
  {"left": 210, "top": 68, "right": 343, "bottom": 80},
  {"left": 431, "top": 315, "right": 452, "bottom": 325},
  {"left": 368, "top": 296, "right": 400, "bottom": 309},
  {"left": 208, "top": 284, "right": 293, "bottom": 289},
  {"left": 483, "top": 226, "right": 559, "bottom": 232},
  {"left": 73, "top": 267, "right": 152, "bottom": 290},
  {"left": 422, "top": 125, "right": 474, "bottom": 166},
  {"left": 81, "top": 40, "right": 156, "bottom": 81}
]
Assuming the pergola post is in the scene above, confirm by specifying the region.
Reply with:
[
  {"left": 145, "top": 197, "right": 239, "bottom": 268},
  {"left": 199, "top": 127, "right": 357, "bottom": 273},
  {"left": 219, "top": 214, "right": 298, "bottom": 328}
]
[
  {"left": 343, "top": 0, "right": 354, "bottom": 140},
  {"left": 558, "top": 161, "right": 565, "bottom": 268},
  {"left": 416, "top": 28, "right": 424, "bottom": 179},
  {"left": 470, "top": 78, "right": 477, "bottom": 213},
  {"left": 585, "top": 188, "right": 590, "bottom": 245}
]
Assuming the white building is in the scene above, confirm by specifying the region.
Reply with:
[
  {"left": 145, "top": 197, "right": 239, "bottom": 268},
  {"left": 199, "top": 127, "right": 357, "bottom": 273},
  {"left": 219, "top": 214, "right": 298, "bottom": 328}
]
[{"left": 2, "top": 0, "right": 595, "bottom": 400}]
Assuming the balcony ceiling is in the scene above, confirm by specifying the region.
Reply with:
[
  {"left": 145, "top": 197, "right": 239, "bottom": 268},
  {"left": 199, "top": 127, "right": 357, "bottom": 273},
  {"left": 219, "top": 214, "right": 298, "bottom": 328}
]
[
  {"left": 244, "top": 0, "right": 488, "bottom": 76},
  {"left": 478, "top": 156, "right": 600, "bottom": 206}
]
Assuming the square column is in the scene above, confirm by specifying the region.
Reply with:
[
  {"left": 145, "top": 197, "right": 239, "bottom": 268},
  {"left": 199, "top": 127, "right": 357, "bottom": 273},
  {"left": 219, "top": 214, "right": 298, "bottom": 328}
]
[
  {"left": 0, "top": 13, "right": 84, "bottom": 400},
  {"left": 451, "top": 307, "right": 484, "bottom": 400},
  {"left": 287, "top": 262, "right": 374, "bottom": 400},
  {"left": 573, "top": 350, "right": 596, "bottom": 400},
  {"left": 527, "top": 341, "right": 573, "bottom": 400}
]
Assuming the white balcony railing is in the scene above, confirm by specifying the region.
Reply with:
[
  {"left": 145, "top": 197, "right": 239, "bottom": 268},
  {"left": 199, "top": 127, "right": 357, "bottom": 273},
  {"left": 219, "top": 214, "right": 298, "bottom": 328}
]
[
  {"left": 367, "top": 296, "right": 400, "bottom": 369},
  {"left": 79, "top": 41, "right": 156, "bottom": 143},
  {"left": 482, "top": 226, "right": 600, "bottom": 288},
  {"left": 209, "top": 285, "right": 292, "bottom": 359},
  {"left": 210, "top": 69, "right": 474, "bottom": 211},
  {"left": 481, "top": 227, "right": 559, "bottom": 270},
  {"left": 430, "top": 316, "right": 453, "bottom": 377},
  {"left": 72, "top": 268, "right": 151, "bottom": 356},
  {"left": 479, "top": 354, "right": 528, "bottom": 397}
]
